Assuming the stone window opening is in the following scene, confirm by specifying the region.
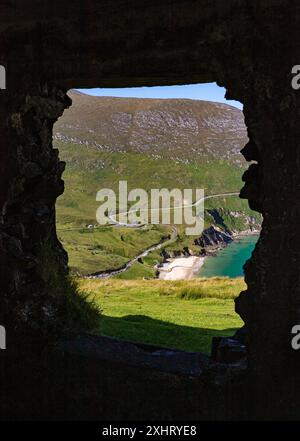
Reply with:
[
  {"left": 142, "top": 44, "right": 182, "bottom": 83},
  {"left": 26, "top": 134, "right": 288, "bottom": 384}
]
[{"left": 50, "top": 84, "right": 258, "bottom": 362}]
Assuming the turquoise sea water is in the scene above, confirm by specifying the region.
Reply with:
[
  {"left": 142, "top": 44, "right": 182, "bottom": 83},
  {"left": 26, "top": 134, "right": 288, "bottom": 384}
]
[{"left": 199, "top": 235, "right": 259, "bottom": 278}]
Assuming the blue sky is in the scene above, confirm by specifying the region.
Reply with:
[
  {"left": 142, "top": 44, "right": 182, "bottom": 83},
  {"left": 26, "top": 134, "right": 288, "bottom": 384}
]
[{"left": 77, "top": 82, "right": 243, "bottom": 110}]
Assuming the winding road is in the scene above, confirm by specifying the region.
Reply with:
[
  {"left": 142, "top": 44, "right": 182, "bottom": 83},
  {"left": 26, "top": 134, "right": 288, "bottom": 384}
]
[
  {"left": 87, "top": 226, "right": 178, "bottom": 279},
  {"left": 108, "top": 191, "right": 240, "bottom": 227}
]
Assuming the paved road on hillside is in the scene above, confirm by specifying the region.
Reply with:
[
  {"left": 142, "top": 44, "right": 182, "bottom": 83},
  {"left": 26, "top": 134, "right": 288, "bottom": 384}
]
[
  {"left": 108, "top": 191, "right": 240, "bottom": 227},
  {"left": 87, "top": 226, "right": 178, "bottom": 279}
]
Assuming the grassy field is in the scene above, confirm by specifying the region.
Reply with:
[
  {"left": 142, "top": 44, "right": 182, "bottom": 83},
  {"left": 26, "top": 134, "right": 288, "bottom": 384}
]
[
  {"left": 78, "top": 277, "right": 245, "bottom": 354},
  {"left": 58, "top": 224, "right": 169, "bottom": 275},
  {"left": 56, "top": 141, "right": 250, "bottom": 226}
]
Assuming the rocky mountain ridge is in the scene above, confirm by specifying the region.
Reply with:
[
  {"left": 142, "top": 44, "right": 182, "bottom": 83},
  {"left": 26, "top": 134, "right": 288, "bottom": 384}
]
[{"left": 54, "top": 90, "right": 248, "bottom": 167}]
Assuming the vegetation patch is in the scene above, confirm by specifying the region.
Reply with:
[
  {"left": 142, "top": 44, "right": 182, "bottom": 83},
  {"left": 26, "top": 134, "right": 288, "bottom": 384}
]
[
  {"left": 38, "top": 241, "right": 101, "bottom": 337},
  {"left": 78, "top": 277, "right": 244, "bottom": 353}
]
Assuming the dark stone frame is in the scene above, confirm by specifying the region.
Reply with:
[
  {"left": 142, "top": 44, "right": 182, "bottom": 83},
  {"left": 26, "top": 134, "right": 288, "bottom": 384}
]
[{"left": 1, "top": 0, "right": 300, "bottom": 420}]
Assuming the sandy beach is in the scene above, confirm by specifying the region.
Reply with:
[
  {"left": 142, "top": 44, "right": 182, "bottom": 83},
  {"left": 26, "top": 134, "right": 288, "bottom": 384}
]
[{"left": 158, "top": 256, "right": 205, "bottom": 280}]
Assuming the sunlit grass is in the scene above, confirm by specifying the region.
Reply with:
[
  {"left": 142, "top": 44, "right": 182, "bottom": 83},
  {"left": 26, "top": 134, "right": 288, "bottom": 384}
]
[{"left": 78, "top": 277, "right": 245, "bottom": 353}]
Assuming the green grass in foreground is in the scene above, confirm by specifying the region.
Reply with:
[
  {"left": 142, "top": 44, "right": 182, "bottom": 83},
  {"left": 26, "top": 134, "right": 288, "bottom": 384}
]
[{"left": 78, "top": 277, "right": 245, "bottom": 354}]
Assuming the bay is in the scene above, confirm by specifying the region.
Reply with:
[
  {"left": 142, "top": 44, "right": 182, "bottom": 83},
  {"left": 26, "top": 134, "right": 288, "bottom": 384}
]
[{"left": 199, "top": 235, "right": 259, "bottom": 278}]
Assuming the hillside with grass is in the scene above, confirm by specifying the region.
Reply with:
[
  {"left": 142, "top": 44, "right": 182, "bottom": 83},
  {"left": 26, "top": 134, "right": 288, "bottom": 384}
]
[
  {"left": 78, "top": 277, "right": 245, "bottom": 353},
  {"left": 55, "top": 90, "right": 247, "bottom": 166},
  {"left": 54, "top": 91, "right": 260, "bottom": 276}
]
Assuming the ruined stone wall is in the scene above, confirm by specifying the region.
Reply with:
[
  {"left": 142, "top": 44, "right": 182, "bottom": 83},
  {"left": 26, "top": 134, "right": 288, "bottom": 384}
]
[
  {"left": 1, "top": 0, "right": 300, "bottom": 419},
  {"left": 0, "top": 86, "right": 71, "bottom": 342}
]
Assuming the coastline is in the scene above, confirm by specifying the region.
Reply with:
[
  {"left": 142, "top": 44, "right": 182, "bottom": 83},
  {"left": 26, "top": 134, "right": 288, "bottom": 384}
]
[
  {"left": 158, "top": 256, "right": 205, "bottom": 280},
  {"left": 204, "top": 228, "right": 261, "bottom": 256},
  {"left": 158, "top": 230, "right": 260, "bottom": 281},
  {"left": 232, "top": 229, "right": 261, "bottom": 238}
]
